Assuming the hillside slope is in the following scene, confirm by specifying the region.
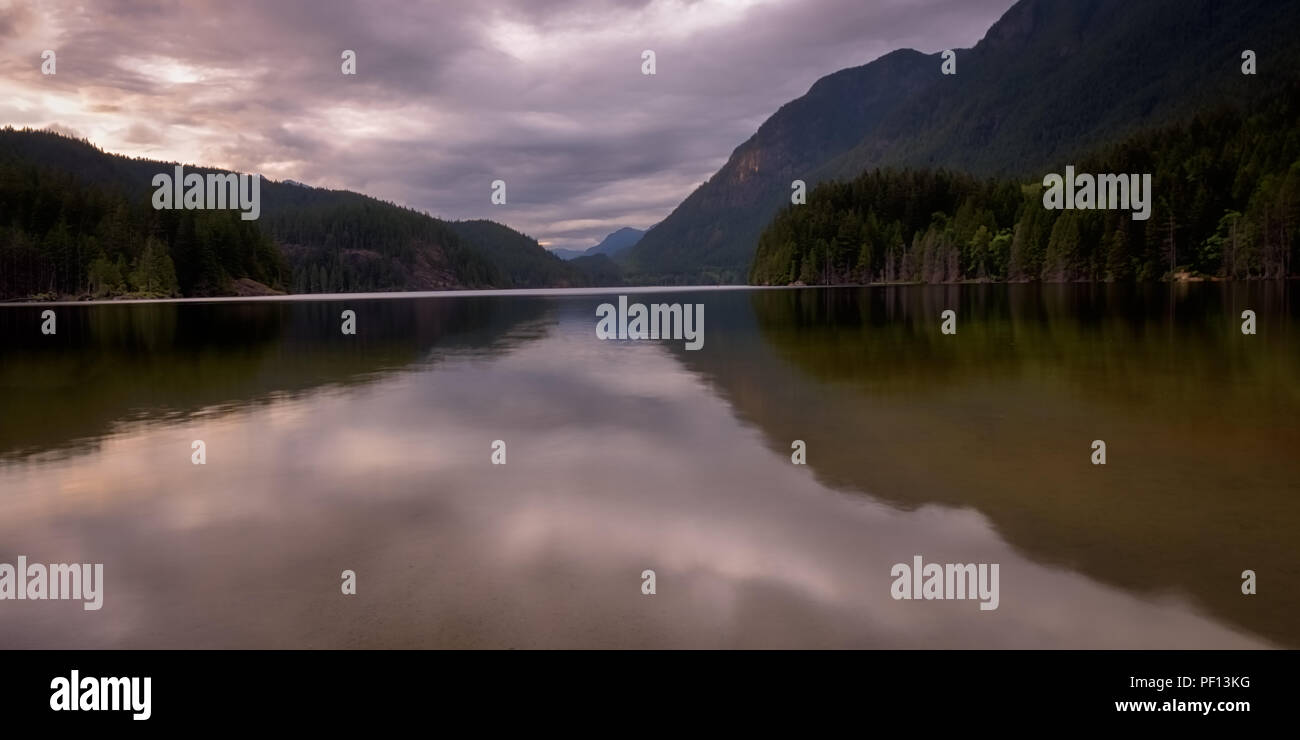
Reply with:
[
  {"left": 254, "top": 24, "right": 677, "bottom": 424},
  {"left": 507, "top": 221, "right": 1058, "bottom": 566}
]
[
  {"left": 448, "top": 220, "right": 588, "bottom": 288},
  {"left": 623, "top": 49, "right": 935, "bottom": 283},
  {"left": 818, "top": 0, "right": 1300, "bottom": 181},
  {"left": 750, "top": 92, "right": 1300, "bottom": 285},
  {"left": 626, "top": 0, "right": 1300, "bottom": 284},
  {"left": 0, "top": 129, "right": 584, "bottom": 298}
]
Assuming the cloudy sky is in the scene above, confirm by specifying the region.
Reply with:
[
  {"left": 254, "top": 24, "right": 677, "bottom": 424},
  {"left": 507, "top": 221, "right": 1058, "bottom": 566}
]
[{"left": 1, "top": 0, "right": 1014, "bottom": 251}]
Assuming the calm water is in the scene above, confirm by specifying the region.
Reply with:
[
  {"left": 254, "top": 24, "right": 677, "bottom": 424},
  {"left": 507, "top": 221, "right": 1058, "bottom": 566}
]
[{"left": 0, "top": 283, "right": 1296, "bottom": 648}]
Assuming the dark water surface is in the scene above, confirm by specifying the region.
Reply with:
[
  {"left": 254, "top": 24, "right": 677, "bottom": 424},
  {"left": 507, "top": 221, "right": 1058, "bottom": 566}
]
[{"left": 0, "top": 283, "right": 1295, "bottom": 648}]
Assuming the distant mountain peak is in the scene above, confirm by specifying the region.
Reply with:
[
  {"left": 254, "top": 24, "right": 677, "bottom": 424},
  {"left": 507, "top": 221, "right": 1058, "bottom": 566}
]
[{"left": 552, "top": 226, "right": 646, "bottom": 261}]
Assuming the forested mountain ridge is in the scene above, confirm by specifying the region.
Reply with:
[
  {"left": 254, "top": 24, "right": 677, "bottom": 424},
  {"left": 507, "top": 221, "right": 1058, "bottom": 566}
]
[
  {"left": 749, "top": 90, "right": 1300, "bottom": 285},
  {"left": 622, "top": 49, "right": 936, "bottom": 284},
  {"left": 816, "top": 0, "right": 1300, "bottom": 181},
  {"left": 448, "top": 219, "right": 590, "bottom": 288},
  {"left": 0, "top": 128, "right": 590, "bottom": 299},
  {"left": 627, "top": 0, "right": 1300, "bottom": 284}
]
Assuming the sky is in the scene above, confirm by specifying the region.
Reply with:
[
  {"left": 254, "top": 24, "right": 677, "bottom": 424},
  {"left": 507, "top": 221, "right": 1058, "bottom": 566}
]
[{"left": 1, "top": 0, "right": 1015, "bottom": 251}]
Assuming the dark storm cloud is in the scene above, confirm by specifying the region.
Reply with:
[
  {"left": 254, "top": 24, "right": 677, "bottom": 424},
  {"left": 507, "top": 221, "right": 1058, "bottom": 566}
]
[{"left": 3, "top": 0, "right": 1014, "bottom": 249}]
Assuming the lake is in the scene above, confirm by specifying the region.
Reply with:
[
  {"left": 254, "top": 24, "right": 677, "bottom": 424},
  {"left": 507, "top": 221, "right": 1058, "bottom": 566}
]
[{"left": 0, "top": 283, "right": 1296, "bottom": 648}]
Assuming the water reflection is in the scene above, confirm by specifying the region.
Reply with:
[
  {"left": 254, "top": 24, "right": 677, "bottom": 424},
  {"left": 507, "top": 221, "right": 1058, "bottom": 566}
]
[
  {"left": 0, "top": 296, "right": 554, "bottom": 461},
  {"left": 0, "top": 286, "right": 1292, "bottom": 648},
  {"left": 673, "top": 283, "right": 1298, "bottom": 647}
]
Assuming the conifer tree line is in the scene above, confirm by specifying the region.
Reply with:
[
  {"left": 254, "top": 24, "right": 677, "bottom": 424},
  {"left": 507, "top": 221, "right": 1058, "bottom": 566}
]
[
  {"left": 5, "top": 77, "right": 1298, "bottom": 299},
  {"left": 0, "top": 146, "right": 284, "bottom": 299},
  {"left": 0, "top": 129, "right": 519, "bottom": 299},
  {"left": 263, "top": 197, "right": 502, "bottom": 294},
  {"left": 749, "top": 88, "right": 1300, "bottom": 285}
]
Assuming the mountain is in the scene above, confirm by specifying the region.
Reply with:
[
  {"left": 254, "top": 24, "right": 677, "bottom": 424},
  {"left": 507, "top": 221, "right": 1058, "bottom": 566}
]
[
  {"left": 750, "top": 90, "right": 1300, "bottom": 285},
  {"left": 586, "top": 226, "right": 644, "bottom": 257},
  {"left": 622, "top": 49, "right": 935, "bottom": 284},
  {"left": 550, "top": 248, "right": 588, "bottom": 261},
  {"left": 447, "top": 220, "right": 588, "bottom": 288},
  {"left": 568, "top": 254, "right": 624, "bottom": 286},
  {"left": 814, "top": 0, "right": 1300, "bottom": 181},
  {"left": 0, "top": 128, "right": 587, "bottom": 298},
  {"left": 551, "top": 226, "right": 646, "bottom": 261},
  {"left": 626, "top": 0, "right": 1300, "bottom": 284}
]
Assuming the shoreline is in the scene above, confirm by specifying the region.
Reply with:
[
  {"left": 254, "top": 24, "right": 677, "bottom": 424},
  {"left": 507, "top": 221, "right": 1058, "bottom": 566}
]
[{"left": 2, "top": 276, "right": 1294, "bottom": 308}]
